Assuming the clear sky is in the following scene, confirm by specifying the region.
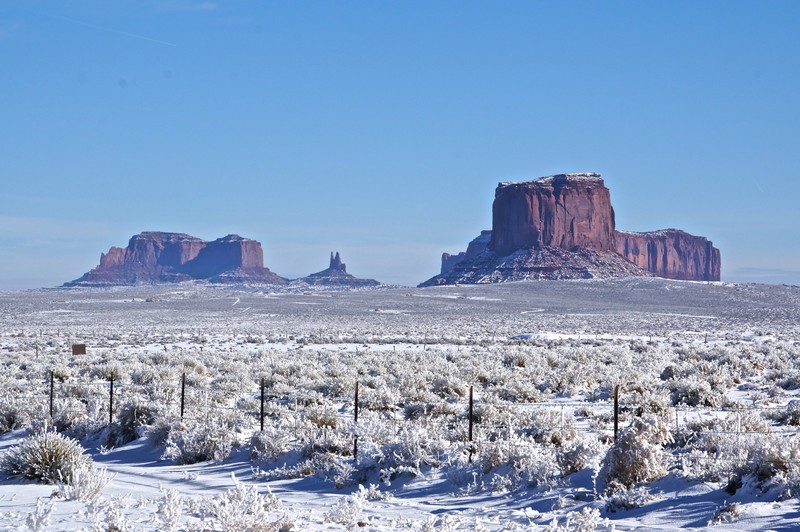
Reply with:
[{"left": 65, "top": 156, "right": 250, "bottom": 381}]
[{"left": 2, "top": 1, "right": 799, "bottom": 289}]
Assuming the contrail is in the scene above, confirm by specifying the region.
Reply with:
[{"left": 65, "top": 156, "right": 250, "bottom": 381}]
[{"left": 49, "top": 14, "right": 177, "bottom": 47}]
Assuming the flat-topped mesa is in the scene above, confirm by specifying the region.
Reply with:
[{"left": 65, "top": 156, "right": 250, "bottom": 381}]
[
  {"left": 615, "top": 229, "right": 721, "bottom": 282},
  {"left": 66, "top": 231, "right": 287, "bottom": 286},
  {"left": 99, "top": 232, "right": 205, "bottom": 272},
  {"left": 490, "top": 173, "right": 616, "bottom": 256},
  {"left": 421, "top": 172, "right": 721, "bottom": 286}
]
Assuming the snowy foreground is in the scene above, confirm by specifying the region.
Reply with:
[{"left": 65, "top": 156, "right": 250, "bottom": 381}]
[{"left": 1, "top": 278, "right": 800, "bottom": 530}]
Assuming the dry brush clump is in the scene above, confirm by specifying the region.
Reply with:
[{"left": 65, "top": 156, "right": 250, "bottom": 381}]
[
  {"left": 598, "top": 415, "right": 672, "bottom": 493},
  {"left": 1, "top": 431, "right": 93, "bottom": 484}
]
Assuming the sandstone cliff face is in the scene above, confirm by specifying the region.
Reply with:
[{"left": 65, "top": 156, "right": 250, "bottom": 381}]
[
  {"left": 67, "top": 232, "right": 287, "bottom": 286},
  {"left": 490, "top": 174, "right": 616, "bottom": 256},
  {"left": 182, "top": 235, "right": 267, "bottom": 278},
  {"left": 423, "top": 172, "right": 721, "bottom": 286},
  {"left": 615, "top": 229, "right": 721, "bottom": 282}
]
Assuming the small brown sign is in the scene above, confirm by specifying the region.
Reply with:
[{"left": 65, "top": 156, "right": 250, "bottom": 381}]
[{"left": 72, "top": 344, "right": 86, "bottom": 355}]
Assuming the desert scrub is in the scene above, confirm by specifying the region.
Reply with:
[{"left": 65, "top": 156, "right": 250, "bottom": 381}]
[
  {"left": 103, "top": 399, "right": 162, "bottom": 448},
  {"left": 162, "top": 416, "right": 240, "bottom": 465},
  {"left": 0, "top": 398, "right": 30, "bottom": 434},
  {"left": 1, "top": 431, "right": 92, "bottom": 484},
  {"left": 598, "top": 415, "right": 671, "bottom": 492}
]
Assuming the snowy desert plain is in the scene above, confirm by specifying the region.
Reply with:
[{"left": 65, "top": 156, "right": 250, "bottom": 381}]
[{"left": 2, "top": 278, "right": 800, "bottom": 530}]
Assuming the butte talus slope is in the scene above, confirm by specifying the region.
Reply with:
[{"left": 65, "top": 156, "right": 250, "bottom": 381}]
[
  {"left": 421, "top": 173, "right": 720, "bottom": 286},
  {"left": 66, "top": 232, "right": 287, "bottom": 286}
]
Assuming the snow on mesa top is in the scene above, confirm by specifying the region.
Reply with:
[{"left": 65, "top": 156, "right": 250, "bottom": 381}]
[
  {"left": 498, "top": 172, "right": 604, "bottom": 188},
  {"left": 421, "top": 171, "right": 721, "bottom": 285}
]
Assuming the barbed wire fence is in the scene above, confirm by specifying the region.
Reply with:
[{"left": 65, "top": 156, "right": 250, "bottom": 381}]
[{"left": 3, "top": 370, "right": 800, "bottom": 480}]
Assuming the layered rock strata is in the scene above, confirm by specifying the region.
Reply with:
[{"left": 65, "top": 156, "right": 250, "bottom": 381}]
[
  {"left": 66, "top": 232, "right": 286, "bottom": 286},
  {"left": 422, "top": 173, "right": 720, "bottom": 286},
  {"left": 490, "top": 174, "right": 616, "bottom": 255},
  {"left": 615, "top": 229, "right": 721, "bottom": 282}
]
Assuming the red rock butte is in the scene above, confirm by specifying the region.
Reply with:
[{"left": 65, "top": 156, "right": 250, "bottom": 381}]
[
  {"left": 422, "top": 173, "right": 721, "bottom": 285},
  {"left": 66, "top": 232, "right": 287, "bottom": 286}
]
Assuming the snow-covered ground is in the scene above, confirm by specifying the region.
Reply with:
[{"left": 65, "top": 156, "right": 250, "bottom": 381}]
[{"left": 1, "top": 278, "right": 800, "bottom": 530}]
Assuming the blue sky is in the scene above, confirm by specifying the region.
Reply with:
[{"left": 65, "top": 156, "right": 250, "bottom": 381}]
[{"left": 2, "top": 1, "right": 799, "bottom": 288}]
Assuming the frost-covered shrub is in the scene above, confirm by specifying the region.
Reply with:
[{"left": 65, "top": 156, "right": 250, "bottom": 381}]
[
  {"left": 432, "top": 374, "right": 469, "bottom": 398},
  {"left": 25, "top": 497, "right": 54, "bottom": 532},
  {"left": 56, "top": 464, "right": 115, "bottom": 501},
  {"left": 162, "top": 419, "right": 239, "bottom": 465},
  {"left": 494, "top": 379, "right": 545, "bottom": 403},
  {"left": 250, "top": 428, "right": 290, "bottom": 464},
  {"left": 622, "top": 388, "right": 672, "bottom": 416},
  {"left": 603, "top": 485, "right": 656, "bottom": 512},
  {"left": 373, "top": 422, "right": 448, "bottom": 478},
  {"left": 50, "top": 364, "right": 73, "bottom": 382},
  {"left": 516, "top": 409, "right": 577, "bottom": 446},
  {"left": 544, "top": 506, "right": 611, "bottom": 531},
  {"left": 0, "top": 399, "right": 29, "bottom": 433},
  {"left": 403, "top": 401, "right": 458, "bottom": 420},
  {"left": 708, "top": 502, "right": 745, "bottom": 525},
  {"left": 49, "top": 397, "right": 92, "bottom": 434},
  {"left": 598, "top": 415, "right": 671, "bottom": 491},
  {"left": 300, "top": 427, "right": 352, "bottom": 459},
  {"left": 668, "top": 376, "right": 723, "bottom": 407},
  {"left": 1, "top": 431, "right": 92, "bottom": 484},
  {"left": 749, "top": 437, "right": 800, "bottom": 483},
  {"left": 457, "top": 434, "right": 560, "bottom": 491},
  {"left": 369, "top": 385, "right": 402, "bottom": 413},
  {"left": 157, "top": 488, "right": 185, "bottom": 532},
  {"left": 305, "top": 406, "right": 338, "bottom": 428},
  {"left": 103, "top": 399, "right": 162, "bottom": 448},
  {"left": 86, "top": 496, "right": 130, "bottom": 532},
  {"left": 558, "top": 436, "right": 603, "bottom": 477},
  {"left": 203, "top": 474, "right": 292, "bottom": 532},
  {"left": 308, "top": 452, "right": 356, "bottom": 488},
  {"left": 776, "top": 372, "right": 800, "bottom": 391},
  {"left": 91, "top": 362, "right": 123, "bottom": 381},
  {"left": 774, "top": 400, "right": 800, "bottom": 426},
  {"left": 324, "top": 484, "right": 368, "bottom": 527}
]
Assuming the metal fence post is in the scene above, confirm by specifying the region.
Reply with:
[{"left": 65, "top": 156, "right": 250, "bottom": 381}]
[
  {"left": 49, "top": 370, "right": 54, "bottom": 419},
  {"left": 109, "top": 376, "right": 114, "bottom": 424},
  {"left": 613, "top": 384, "right": 620, "bottom": 442},
  {"left": 181, "top": 372, "right": 186, "bottom": 420},
  {"left": 468, "top": 385, "right": 474, "bottom": 463},
  {"left": 260, "top": 377, "right": 265, "bottom": 432},
  {"left": 353, "top": 381, "right": 359, "bottom": 458}
]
